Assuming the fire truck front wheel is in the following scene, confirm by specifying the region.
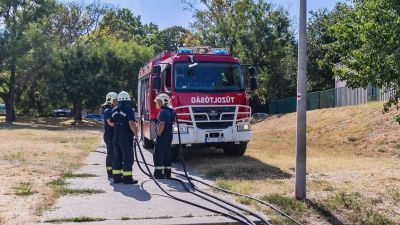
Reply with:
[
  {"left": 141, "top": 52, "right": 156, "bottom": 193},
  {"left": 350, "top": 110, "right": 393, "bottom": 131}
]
[{"left": 223, "top": 142, "right": 247, "bottom": 156}]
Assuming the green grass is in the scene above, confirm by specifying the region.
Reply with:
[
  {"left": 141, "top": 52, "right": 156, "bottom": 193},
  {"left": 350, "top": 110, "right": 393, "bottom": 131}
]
[
  {"left": 390, "top": 189, "right": 400, "bottom": 202},
  {"left": 206, "top": 168, "right": 226, "bottom": 178},
  {"left": 62, "top": 172, "right": 97, "bottom": 178},
  {"left": 236, "top": 196, "right": 252, "bottom": 205},
  {"left": 377, "top": 147, "right": 386, "bottom": 153},
  {"left": 214, "top": 179, "right": 232, "bottom": 190},
  {"left": 47, "top": 177, "right": 103, "bottom": 195},
  {"left": 269, "top": 217, "right": 299, "bottom": 225},
  {"left": 2, "top": 151, "right": 26, "bottom": 162},
  {"left": 326, "top": 191, "right": 360, "bottom": 210},
  {"left": 13, "top": 182, "right": 35, "bottom": 196},
  {"left": 347, "top": 136, "right": 359, "bottom": 142},
  {"left": 325, "top": 191, "right": 396, "bottom": 225},
  {"left": 119, "top": 216, "right": 174, "bottom": 220},
  {"left": 58, "top": 188, "right": 105, "bottom": 195},
  {"left": 45, "top": 216, "right": 106, "bottom": 223},
  {"left": 47, "top": 178, "right": 68, "bottom": 187},
  {"left": 261, "top": 194, "right": 306, "bottom": 214}
]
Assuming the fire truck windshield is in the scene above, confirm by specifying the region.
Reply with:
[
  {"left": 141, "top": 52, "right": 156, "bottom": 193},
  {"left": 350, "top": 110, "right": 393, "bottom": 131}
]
[{"left": 173, "top": 62, "right": 244, "bottom": 92}]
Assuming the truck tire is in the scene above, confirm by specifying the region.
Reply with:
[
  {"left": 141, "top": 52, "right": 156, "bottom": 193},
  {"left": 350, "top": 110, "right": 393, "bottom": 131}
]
[{"left": 223, "top": 142, "right": 247, "bottom": 156}]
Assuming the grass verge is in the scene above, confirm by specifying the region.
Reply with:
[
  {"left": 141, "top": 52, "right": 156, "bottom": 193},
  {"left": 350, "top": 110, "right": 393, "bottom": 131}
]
[
  {"left": 45, "top": 216, "right": 106, "bottom": 223},
  {"left": 13, "top": 182, "right": 36, "bottom": 196},
  {"left": 0, "top": 118, "right": 101, "bottom": 224},
  {"left": 185, "top": 102, "right": 400, "bottom": 224}
]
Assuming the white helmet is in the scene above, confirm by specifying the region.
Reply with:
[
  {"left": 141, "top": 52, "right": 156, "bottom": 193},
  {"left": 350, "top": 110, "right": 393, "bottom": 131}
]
[
  {"left": 105, "top": 92, "right": 118, "bottom": 104},
  {"left": 154, "top": 93, "right": 170, "bottom": 106},
  {"left": 118, "top": 91, "right": 131, "bottom": 101}
]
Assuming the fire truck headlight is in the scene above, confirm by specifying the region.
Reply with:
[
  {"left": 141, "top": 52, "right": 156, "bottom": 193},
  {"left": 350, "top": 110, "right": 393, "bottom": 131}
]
[
  {"left": 237, "top": 123, "right": 250, "bottom": 131},
  {"left": 173, "top": 124, "right": 188, "bottom": 134}
]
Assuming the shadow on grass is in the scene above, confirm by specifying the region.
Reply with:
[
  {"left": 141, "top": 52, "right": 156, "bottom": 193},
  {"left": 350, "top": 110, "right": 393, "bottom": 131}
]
[
  {"left": 177, "top": 147, "right": 292, "bottom": 180},
  {"left": 305, "top": 199, "right": 344, "bottom": 225},
  {"left": 0, "top": 117, "right": 101, "bottom": 131}
]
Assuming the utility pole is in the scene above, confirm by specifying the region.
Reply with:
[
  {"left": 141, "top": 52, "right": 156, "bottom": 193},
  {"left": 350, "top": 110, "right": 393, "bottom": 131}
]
[{"left": 295, "top": 0, "right": 307, "bottom": 200}]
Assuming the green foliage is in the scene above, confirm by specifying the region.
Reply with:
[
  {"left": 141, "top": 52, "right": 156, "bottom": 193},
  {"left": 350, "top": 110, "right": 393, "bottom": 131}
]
[
  {"left": 45, "top": 217, "right": 106, "bottom": 223},
  {"left": 261, "top": 193, "right": 306, "bottom": 214},
  {"left": 395, "top": 115, "right": 400, "bottom": 125},
  {"left": 13, "top": 182, "right": 35, "bottom": 196},
  {"left": 329, "top": 0, "right": 400, "bottom": 111},
  {"left": 58, "top": 188, "right": 105, "bottom": 195},
  {"left": 326, "top": 191, "right": 395, "bottom": 225},
  {"left": 155, "top": 26, "right": 191, "bottom": 52},
  {"left": 307, "top": 8, "right": 342, "bottom": 92},
  {"left": 0, "top": 0, "right": 56, "bottom": 121},
  {"left": 0, "top": 1, "right": 153, "bottom": 119},
  {"left": 186, "top": 0, "right": 297, "bottom": 104}
]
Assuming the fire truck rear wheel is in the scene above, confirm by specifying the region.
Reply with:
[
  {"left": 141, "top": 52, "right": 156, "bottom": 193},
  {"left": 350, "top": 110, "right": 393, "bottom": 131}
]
[
  {"left": 143, "top": 137, "right": 154, "bottom": 149},
  {"left": 223, "top": 142, "right": 247, "bottom": 156}
]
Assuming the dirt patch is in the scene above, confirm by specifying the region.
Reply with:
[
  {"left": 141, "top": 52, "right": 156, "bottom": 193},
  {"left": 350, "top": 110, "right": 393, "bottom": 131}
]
[{"left": 0, "top": 119, "right": 101, "bottom": 225}]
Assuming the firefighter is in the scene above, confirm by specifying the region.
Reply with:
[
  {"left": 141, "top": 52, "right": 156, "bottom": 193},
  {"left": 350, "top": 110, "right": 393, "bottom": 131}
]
[
  {"left": 153, "top": 93, "right": 175, "bottom": 179},
  {"left": 101, "top": 92, "right": 118, "bottom": 179},
  {"left": 110, "top": 91, "right": 139, "bottom": 184}
]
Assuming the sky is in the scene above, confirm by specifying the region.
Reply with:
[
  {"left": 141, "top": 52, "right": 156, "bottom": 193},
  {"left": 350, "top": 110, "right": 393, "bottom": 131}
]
[{"left": 99, "top": 0, "right": 346, "bottom": 30}]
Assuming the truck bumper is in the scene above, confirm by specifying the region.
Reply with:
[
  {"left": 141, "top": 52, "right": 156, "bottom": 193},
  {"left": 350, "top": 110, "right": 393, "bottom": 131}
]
[{"left": 171, "top": 126, "right": 252, "bottom": 145}]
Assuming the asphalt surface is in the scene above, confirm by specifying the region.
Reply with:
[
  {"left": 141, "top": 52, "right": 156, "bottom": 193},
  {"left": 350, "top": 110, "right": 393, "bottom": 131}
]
[{"left": 37, "top": 144, "right": 267, "bottom": 225}]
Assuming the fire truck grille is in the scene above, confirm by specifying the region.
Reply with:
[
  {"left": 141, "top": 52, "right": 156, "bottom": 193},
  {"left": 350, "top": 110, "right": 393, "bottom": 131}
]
[
  {"left": 196, "top": 122, "right": 233, "bottom": 129},
  {"left": 192, "top": 107, "right": 235, "bottom": 121}
]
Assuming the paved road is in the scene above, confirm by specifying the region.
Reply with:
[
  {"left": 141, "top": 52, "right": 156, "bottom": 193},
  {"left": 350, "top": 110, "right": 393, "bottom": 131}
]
[{"left": 37, "top": 144, "right": 267, "bottom": 225}]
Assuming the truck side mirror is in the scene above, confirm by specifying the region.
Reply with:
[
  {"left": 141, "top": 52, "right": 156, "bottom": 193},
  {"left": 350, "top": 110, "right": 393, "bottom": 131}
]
[
  {"left": 152, "top": 65, "right": 161, "bottom": 91},
  {"left": 152, "top": 76, "right": 161, "bottom": 91},
  {"left": 250, "top": 77, "right": 258, "bottom": 91},
  {"left": 249, "top": 67, "right": 257, "bottom": 91},
  {"left": 249, "top": 67, "right": 256, "bottom": 77},
  {"left": 153, "top": 65, "right": 161, "bottom": 75}
]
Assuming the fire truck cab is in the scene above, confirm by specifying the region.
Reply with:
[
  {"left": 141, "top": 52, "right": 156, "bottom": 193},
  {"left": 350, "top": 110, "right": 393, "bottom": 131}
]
[{"left": 137, "top": 46, "right": 257, "bottom": 159}]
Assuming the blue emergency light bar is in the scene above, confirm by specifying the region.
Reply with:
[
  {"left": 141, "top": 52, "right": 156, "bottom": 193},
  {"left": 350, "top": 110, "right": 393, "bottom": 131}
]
[
  {"left": 177, "top": 47, "right": 229, "bottom": 55},
  {"left": 212, "top": 49, "right": 229, "bottom": 55},
  {"left": 177, "top": 48, "right": 193, "bottom": 54}
]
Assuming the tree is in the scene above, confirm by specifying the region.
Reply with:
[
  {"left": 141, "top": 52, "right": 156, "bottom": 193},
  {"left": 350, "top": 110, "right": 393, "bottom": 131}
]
[
  {"left": 156, "top": 26, "right": 191, "bottom": 51},
  {"left": 0, "top": 0, "right": 54, "bottom": 122},
  {"left": 307, "top": 9, "right": 335, "bottom": 92},
  {"left": 329, "top": 0, "right": 400, "bottom": 111},
  {"left": 98, "top": 8, "right": 160, "bottom": 48},
  {"left": 45, "top": 1, "right": 109, "bottom": 120},
  {"left": 99, "top": 8, "right": 144, "bottom": 42},
  {"left": 185, "top": 0, "right": 297, "bottom": 105}
]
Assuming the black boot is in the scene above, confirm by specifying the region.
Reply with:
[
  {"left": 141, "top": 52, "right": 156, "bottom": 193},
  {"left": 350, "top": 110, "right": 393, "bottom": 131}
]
[
  {"left": 164, "top": 169, "right": 171, "bottom": 179},
  {"left": 153, "top": 169, "right": 163, "bottom": 179},
  {"left": 113, "top": 174, "right": 122, "bottom": 184},
  {"left": 122, "top": 176, "right": 138, "bottom": 184},
  {"left": 107, "top": 170, "right": 113, "bottom": 179}
]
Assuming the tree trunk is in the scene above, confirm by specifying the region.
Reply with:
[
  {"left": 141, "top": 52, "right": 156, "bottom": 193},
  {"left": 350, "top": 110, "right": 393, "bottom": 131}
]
[
  {"left": 5, "top": 3, "right": 17, "bottom": 123},
  {"left": 73, "top": 99, "right": 82, "bottom": 121},
  {"left": 6, "top": 58, "right": 17, "bottom": 122}
]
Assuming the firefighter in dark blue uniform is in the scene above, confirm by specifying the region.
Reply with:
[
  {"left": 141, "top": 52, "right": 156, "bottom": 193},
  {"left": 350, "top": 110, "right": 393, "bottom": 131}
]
[
  {"left": 110, "top": 91, "right": 139, "bottom": 184},
  {"left": 153, "top": 93, "right": 175, "bottom": 179},
  {"left": 101, "top": 92, "right": 118, "bottom": 178}
]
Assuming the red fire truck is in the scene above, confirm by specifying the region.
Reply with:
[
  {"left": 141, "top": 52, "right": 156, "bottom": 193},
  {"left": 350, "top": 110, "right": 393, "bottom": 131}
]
[{"left": 137, "top": 46, "right": 257, "bottom": 159}]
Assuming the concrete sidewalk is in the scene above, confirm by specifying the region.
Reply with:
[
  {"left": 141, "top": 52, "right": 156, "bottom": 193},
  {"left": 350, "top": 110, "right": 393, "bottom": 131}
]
[{"left": 37, "top": 144, "right": 268, "bottom": 225}]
